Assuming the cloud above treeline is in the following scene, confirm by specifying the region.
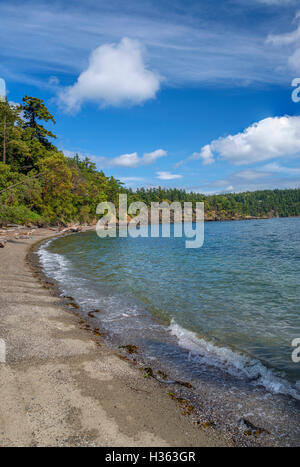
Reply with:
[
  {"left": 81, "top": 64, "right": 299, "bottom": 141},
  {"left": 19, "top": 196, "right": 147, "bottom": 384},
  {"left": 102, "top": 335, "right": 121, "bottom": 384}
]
[
  {"left": 156, "top": 171, "right": 182, "bottom": 180},
  {"left": 192, "top": 116, "right": 300, "bottom": 165},
  {"left": 59, "top": 38, "right": 161, "bottom": 110},
  {"left": 0, "top": 78, "right": 6, "bottom": 99},
  {"left": 64, "top": 148, "right": 167, "bottom": 168},
  {"left": 110, "top": 149, "right": 166, "bottom": 168},
  {"left": 206, "top": 162, "right": 300, "bottom": 194}
]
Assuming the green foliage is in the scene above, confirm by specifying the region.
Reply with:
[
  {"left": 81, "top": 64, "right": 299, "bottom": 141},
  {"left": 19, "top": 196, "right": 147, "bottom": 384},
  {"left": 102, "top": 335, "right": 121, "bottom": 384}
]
[
  {"left": 125, "top": 187, "right": 300, "bottom": 219},
  {"left": 22, "top": 95, "right": 56, "bottom": 148},
  {"left": 0, "top": 96, "right": 299, "bottom": 226},
  {"left": 0, "top": 98, "right": 22, "bottom": 165},
  {"left": 0, "top": 205, "right": 44, "bottom": 225},
  {"left": 0, "top": 98, "right": 125, "bottom": 225}
]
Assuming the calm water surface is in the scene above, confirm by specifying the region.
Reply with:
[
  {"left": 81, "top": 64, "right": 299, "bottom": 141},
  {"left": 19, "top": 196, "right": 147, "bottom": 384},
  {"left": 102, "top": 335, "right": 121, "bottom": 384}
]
[{"left": 39, "top": 217, "right": 300, "bottom": 400}]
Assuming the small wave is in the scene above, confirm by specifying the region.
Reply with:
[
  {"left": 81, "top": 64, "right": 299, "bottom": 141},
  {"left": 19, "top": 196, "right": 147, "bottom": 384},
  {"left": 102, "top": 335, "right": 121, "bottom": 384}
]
[
  {"left": 38, "top": 239, "right": 300, "bottom": 402},
  {"left": 169, "top": 319, "right": 300, "bottom": 400},
  {"left": 37, "top": 239, "right": 71, "bottom": 281}
]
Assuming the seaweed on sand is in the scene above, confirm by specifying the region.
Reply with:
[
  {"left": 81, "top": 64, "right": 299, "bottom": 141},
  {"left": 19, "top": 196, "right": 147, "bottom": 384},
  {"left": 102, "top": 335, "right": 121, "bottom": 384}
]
[
  {"left": 167, "top": 392, "right": 195, "bottom": 415},
  {"left": 67, "top": 302, "right": 80, "bottom": 309},
  {"left": 238, "top": 418, "right": 270, "bottom": 437},
  {"left": 119, "top": 344, "right": 138, "bottom": 354}
]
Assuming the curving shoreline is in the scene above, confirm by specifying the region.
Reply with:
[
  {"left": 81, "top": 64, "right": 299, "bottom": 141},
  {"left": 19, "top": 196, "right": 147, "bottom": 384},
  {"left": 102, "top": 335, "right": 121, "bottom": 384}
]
[
  {"left": 34, "top": 227, "right": 300, "bottom": 447},
  {"left": 0, "top": 228, "right": 233, "bottom": 447}
]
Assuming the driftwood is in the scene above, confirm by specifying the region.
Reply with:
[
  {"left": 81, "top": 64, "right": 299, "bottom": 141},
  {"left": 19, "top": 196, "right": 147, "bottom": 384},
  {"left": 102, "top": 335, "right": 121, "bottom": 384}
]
[
  {"left": 60, "top": 225, "right": 82, "bottom": 234},
  {"left": 14, "top": 229, "right": 36, "bottom": 239}
]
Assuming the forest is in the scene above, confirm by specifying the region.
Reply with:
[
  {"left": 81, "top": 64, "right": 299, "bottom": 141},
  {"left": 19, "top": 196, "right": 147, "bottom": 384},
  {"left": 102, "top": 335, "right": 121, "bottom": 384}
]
[{"left": 0, "top": 96, "right": 299, "bottom": 225}]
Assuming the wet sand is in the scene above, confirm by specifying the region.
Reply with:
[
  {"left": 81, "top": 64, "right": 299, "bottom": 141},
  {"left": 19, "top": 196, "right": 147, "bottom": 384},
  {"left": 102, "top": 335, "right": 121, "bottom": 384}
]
[{"left": 0, "top": 228, "right": 233, "bottom": 447}]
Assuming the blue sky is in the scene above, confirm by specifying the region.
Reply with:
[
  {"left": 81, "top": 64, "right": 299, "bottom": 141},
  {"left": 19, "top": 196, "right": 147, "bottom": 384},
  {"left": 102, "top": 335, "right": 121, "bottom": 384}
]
[{"left": 1, "top": 0, "right": 300, "bottom": 193}]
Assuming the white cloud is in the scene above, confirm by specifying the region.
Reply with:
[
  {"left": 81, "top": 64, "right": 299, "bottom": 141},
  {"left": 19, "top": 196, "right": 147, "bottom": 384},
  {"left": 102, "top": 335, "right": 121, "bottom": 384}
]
[
  {"left": 256, "top": 0, "right": 295, "bottom": 4},
  {"left": 0, "top": 2, "right": 292, "bottom": 89},
  {"left": 142, "top": 149, "right": 167, "bottom": 165},
  {"left": 118, "top": 176, "right": 146, "bottom": 187},
  {"left": 206, "top": 162, "right": 300, "bottom": 194},
  {"left": 266, "top": 16, "right": 300, "bottom": 73},
  {"left": 191, "top": 145, "right": 214, "bottom": 165},
  {"left": 64, "top": 148, "right": 166, "bottom": 168},
  {"left": 58, "top": 37, "right": 161, "bottom": 111},
  {"left": 110, "top": 149, "right": 166, "bottom": 167},
  {"left": 110, "top": 152, "right": 140, "bottom": 168},
  {"left": 156, "top": 171, "right": 182, "bottom": 180},
  {"left": 234, "top": 169, "right": 267, "bottom": 180},
  {"left": 196, "top": 116, "right": 300, "bottom": 165},
  {"left": 288, "top": 48, "right": 300, "bottom": 72},
  {"left": 48, "top": 75, "right": 59, "bottom": 86},
  {"left": 261, "top": 162, "right": 300, "bottom": 174},
  {"left": 267, "top": 26, "right": 300, "bottom": 46},
  {"left": 119, "top": 176, "right": 145, "bottom": 182},
  {"left": 0, "top": 78, "right": 6, "bottom": 99},
  {"left": 219, "top": 164, "right": 300, "bottom": 184}
]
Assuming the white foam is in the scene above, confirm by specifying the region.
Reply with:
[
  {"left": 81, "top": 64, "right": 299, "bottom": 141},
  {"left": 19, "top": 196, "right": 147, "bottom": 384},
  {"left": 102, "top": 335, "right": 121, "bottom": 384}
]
[
  {"left": 37, "top": 239, "right": 300, "bottom": 402},
  {"left": 38, "top": 240, "right": 71, "bottom": 281},
  {"left": 169, "top": 319, "right": 300, "bottom": 400}
]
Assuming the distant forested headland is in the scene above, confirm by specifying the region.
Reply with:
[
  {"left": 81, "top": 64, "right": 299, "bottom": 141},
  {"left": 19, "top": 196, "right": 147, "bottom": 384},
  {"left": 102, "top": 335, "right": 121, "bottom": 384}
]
[{"left": 0, "top": 97, "right": 299, "bottom": 226}]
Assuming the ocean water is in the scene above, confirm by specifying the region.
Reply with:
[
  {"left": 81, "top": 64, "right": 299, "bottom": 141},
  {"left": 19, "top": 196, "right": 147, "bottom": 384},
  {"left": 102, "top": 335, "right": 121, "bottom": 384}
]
[
  {"left": 38, "top": 218, "right": 300, "bottom": 440},
  {"left": 39, "top": 218, "right": 300, "bottom": 397}
]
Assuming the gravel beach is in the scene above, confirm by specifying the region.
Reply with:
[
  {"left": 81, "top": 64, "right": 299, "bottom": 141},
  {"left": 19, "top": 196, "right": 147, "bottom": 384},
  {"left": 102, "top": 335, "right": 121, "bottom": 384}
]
[{"left": 0, "top": 228, "right": 232, "bottom": 447}]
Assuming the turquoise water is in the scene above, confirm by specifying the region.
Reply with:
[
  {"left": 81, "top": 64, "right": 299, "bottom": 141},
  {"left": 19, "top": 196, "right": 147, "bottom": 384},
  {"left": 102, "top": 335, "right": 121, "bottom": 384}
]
[{"left": 40, "top": 217, "right": 300, "bottom": 399}]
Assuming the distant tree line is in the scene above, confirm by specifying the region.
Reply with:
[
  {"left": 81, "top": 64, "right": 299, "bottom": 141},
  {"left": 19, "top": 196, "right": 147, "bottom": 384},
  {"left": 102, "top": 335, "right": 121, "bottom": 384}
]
[
  {"left": 126, "top": 187, "right": 300, "bottom": 220},
  {"left": 0, "top": 97, "right": 299, "bottom": 225}
]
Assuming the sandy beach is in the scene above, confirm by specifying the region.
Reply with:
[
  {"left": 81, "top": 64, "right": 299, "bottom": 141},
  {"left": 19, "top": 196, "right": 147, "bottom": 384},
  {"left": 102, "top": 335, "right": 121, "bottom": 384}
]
[{"left": 0, "top": 228, "right": 233, "bottom": 447}]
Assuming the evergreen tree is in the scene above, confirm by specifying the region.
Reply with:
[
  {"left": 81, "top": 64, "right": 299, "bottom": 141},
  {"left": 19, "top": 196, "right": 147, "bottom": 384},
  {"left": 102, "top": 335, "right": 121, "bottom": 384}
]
[{"left": 22, "top": 96, "right": 56, "bottom": 147}]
